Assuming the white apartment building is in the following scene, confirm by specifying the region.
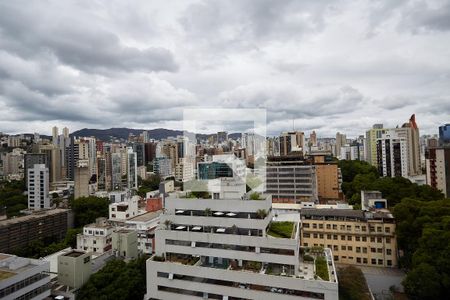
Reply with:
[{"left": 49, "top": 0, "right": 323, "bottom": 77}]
[
  {"left": 27, "top": 164, "right": 50, "bottom": 210},
  {"left": 125, "top": 211, "right": 162, "bottom": 255},
  {"left": 76, "top": 218, "right": 113, "bottom": 255},
  {"left": 109, "top": 196, "right": 140, "bottom": 222},
  {"left": 145, "top": 179, "right": 338, "bottom": 300},
  {"left": 377, "top": 129, "right": 409, "bottom": 177},
  {"left": 0, "top": 253, "right": 51, "bottom": 300}
]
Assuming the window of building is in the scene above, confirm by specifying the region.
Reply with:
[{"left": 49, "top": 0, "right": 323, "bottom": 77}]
[
  {"left": 341, "top": 245, "right": 346, "bottom": 250},
  {"left": 356, "top": 257, "right": 361, "bottom": 263},
  {"left": 303, "top": 233, "right": 310, "bottom": 238},
  {"left": 386, "top": 249, "right": 392, "bottom": 255},
  {"left": 303, "top": 223, "right": 310, "bottom": 228},
  {"left": 326, "top": 224, "right": 331, "bottom": 229},
  {"left": 327, "top": 234, "right": 332, "bottom": 239},
  {"left": 386, "top": 237, "right": 391, "bottom": 243},
  {"left": 313, "top": 223, "right": 317, "bottom": 229},
  {"left": 303, "top": 243, "right": 308, "bottom": 247},
  {"left": 319, "top": 224, "right": 323, "bottom": 229},
  {"left": 387, "top": 260, "right": 392, "bottom": 266},
  {"left": 356, "top": 247, "right": 361, "bottom": 253},
  {"left": 377, "top": 226, "right": 382, "bottom": 232},
  {"left": 371, "top": 259, "right": 376, "bottom": 265},
  {"left": 377, "top": 248, "right": 383, "bottom": 253},
  {"left": 313, "top": 233, "right": 318, "bottom": 238},
  {"left": 362, "top": 236, "right": 367, "bottom": 242},
  {"left": 348, "top": 246, "right": 353, "bottom": 251},
  {"left": 378, "top": 259, "right": 383, "bottom": 265},
  {"left": 340, "top": 225, "right": 345, "bottom": 230},
  {"left": 377, "top": 237, "right": 382, "bottom": 243},
  {"left": 363, "top": 247, "right": 367, "bottom": 253},
  {"left": 347, "top": 225, "right": 352, "bottom": 231},
  {"left": 355, "top": 225, "right": 360, "bottom": 231},
  {"left": 333, "top": 224, "right": 337, "bottom": 230},
  {"left": 355, "top": 236, "right": 360, "bottom": 242},
  {"left": 371, "top": 248, "right": 376, "bottom": 253},
  {"left": 319, "top": 234, "right": 324, "bottom": 239},
  {"left": 334, "top": 256, "right": 339, "bottom": 261},
  {"left": 363, "top": 258, "right": 368, "bottom": 264},
  {"left": 362, "top": 226, "right": 367, "bottom": 232},
  {"left": 341, "top": 235, "right": 345, "bottom": 240},
  {"left": 347, "top": 236, "right": 352, "bottom": 241},
  {"left": 333, "top": 235, "right": 338, "bottom": 240},
  {"left": 370, "top": 237, "right": 375, "bottom": 243},
  {"left": 333, "top": 245, "right": 338, "bottom": 251}
]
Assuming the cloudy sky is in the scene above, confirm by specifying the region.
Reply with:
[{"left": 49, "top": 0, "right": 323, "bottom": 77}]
[{"left": 0, "top": 0, "right": 449, "bottom": 137}]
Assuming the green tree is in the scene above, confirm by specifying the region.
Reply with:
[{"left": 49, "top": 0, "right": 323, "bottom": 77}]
[
  {"left": 70, "top": 196, "right": 109, "bottom": 227},
  {"left": 77, "top": 256, "right": 148, "bottom": 300}
]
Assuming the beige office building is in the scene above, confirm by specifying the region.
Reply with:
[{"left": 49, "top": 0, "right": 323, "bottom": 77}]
[
  {"left": 300, "top": 209, "right": 397, "bottom": 268},
  {"left": 57, "top": 250, "right": 92, "bottom": 289}
]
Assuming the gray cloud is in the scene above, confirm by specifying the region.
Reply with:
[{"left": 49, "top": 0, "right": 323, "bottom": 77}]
[{"left": 0, "top": 0, "right": 449, "bottom": 137}]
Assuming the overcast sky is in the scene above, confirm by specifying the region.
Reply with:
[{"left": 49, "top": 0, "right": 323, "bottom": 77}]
[{"left": 0, "top": 0, "right": 449, "bottom": 137}]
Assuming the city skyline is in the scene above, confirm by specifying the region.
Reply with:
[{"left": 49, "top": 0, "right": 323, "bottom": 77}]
[{"left": 0, "top": 1, "right": 449, "bottom": 136}]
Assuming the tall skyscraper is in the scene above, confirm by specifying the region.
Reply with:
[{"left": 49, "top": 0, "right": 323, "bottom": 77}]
[
  {"left": 426, "top": 147, "right": 450, "bottom": 198},
  {"left": 111, "top": 153, "right": 122, "bottom": 190},
  {"left": 74, "top": 161, "right": 90, "bottom": 199},
  {"left": 28, "top": 164, "right": 50, "bottom": 210},
  {"left": 127, "top": 147, "right": 138, "bottom": 190},
  {"left": 376, "top": 115, "right": 421, "bottom": 178},
  {"left": 52, "top": 126, "right": 59, "bottom": 145},
  {"left": 24, "top": 153, "right": 49, "bottom": 184},
  {"left": 335, "top": 132, "right": 347, "bottom": 158},
  {"left": 365, "top": 124, "right": 385, "bottom": 166}
]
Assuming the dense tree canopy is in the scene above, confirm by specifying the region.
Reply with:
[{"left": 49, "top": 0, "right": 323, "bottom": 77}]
[
  {"left": 70, "top": 196, "right": 110, "bottom": 227},
  {"left": 394, "top": 198, "right": 450, "bottom": 299},
  {"left": 0, "top": 179, "right": 27, "bottom": 217},
  {"left": 339, "top": 160, "right": 444, "bottom": 207},
  {"left": 77, "top": 256, "right": 148, "bottom": 300}
]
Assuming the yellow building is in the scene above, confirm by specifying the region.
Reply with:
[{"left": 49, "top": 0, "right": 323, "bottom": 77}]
[
  {"left": 300, "top": 209, "right": 397, "bottom": 268},
  {"left": 365, "top": 124, "right": 385, "bottom": 167}
]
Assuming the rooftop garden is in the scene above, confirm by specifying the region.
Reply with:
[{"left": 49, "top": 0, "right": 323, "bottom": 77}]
[
  {"left": 314, "top": 256, "right": 329, "bottom": 281},
  {"left": 267, "top": 221, "right": 294, "bottom": 238}
]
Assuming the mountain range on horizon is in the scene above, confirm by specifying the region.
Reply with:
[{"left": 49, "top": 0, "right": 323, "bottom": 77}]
[{"left": 68, "top": 127, "right": 243, "bottom": 141}]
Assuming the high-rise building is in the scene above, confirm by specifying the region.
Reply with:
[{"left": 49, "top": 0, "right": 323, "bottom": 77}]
[
  {"left": 111, "top": 153, "right": 122, "bottom": 190},
  {"left": 439, "top": 124, "right": 450, "bottom": 146},
  {"left": 426, "top": 147, "right": 450, "bottom": 198},
  {"left": 74, "top": 161, "right": 90, "bottom": 199},
  {"left": 39, "top": 144, "right": 62, "bottom": 183},
  {"left": 376, "top": 115, "right": 421, "bottom": 178},
  {"left": 335, "top": 132, "right": 347, "bottom": 158},
  {"left": 365, "top": 124, "right": 385, "bottom": 166},
  {"left": 52, "top": 126, "right": 59, "bottom": 144},
  {"left": 132, "top": 143, "right": 145, "bottom": 167},
  {"left": 311, "top": 155, "right": 341, "bottom": 201},
  {"left": 127, "top": 148, "right": 138, "bottom": 190},
  {"left": 144, "top": 142, "right": 157, "bottom": 166},
  {"left": 24, "top": 153, "right": 49, "bottom": 184},
  {"left": 145, "top": 179, "right": 338, "bottom": 300},
  {"left": 266, "top": 155, "right": 317, "bottom": 203},
  {"left": 279, "top": 131, "right": 305, "bottom": 156},
  {"left": 28, "top": 164, "right": 50, "bottom": 210},
  {"left": 309, "top": 131, "right": 317, "bottom": 147}
]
